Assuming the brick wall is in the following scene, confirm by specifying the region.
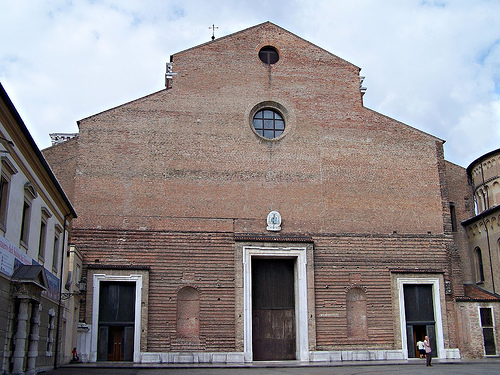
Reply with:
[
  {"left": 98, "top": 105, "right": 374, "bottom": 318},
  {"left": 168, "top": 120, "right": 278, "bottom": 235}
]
[
  {"left": 457, "top": 302, "right": 500, "bottom": 358},
  {"left": 313, "top": 234, "right": 451, "bottom": 349},
  {"left": 63, "top": 22, "right": 445, "bottom": 237},
  {"left": 445, "top": 161, "right": 474, "bottom": 286},
  {"left": 73, "top": 228, "right": 236, "bottom": 351},
  {"left": 42, "top": 137, "right": 78, "bottom": 205}
]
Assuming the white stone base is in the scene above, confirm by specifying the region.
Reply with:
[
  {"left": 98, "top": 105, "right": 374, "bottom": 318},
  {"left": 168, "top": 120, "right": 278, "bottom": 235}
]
[
  {"left": 441, "top": 348, "right": 461, "bottom": 359},
  {"left": 140, "top": 352, "right": 245, "bottom": 364},
  {"left": 309, "top": 349, "right": 460, "bottom": 362},
  {"left": 138, "top": 348, "right": 460, "bottom": 364},
  {"left": 140, "top": 353, "right": 161, "bottom": 363},
  {"left": 310, "top": 350, "right": 405, "bottom": 362}
]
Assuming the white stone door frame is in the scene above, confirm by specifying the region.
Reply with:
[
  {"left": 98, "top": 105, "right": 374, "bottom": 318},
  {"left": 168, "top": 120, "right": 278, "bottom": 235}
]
[
  {"left": 243, "top": 245, "right": 309, "bottom": 362},
  {"left": 90, "top": 274, "right": 143, "bottom": 362},
  {"left": 397, "top": 277, "right": 444, "bottom": 359}
]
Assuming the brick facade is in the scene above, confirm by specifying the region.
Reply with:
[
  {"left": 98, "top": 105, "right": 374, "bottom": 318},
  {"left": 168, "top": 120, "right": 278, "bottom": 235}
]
[{"left": 42, "top": 22, "right": 497, "bottom": 363}]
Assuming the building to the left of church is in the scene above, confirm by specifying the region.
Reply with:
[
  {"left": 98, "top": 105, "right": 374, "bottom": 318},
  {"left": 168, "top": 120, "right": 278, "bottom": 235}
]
[{"left": 0, "top": 83, "right": 78, "bottom": 375}]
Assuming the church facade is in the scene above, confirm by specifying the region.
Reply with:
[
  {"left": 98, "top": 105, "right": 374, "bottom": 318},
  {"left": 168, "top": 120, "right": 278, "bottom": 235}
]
[{"left": 43, "top": 22, "right": 498, "bottom": 363}]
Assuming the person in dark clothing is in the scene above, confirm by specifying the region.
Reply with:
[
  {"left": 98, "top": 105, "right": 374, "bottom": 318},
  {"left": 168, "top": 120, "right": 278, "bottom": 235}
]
[{"left": 424, "top": 336, "right": 432, "bottom": 367}]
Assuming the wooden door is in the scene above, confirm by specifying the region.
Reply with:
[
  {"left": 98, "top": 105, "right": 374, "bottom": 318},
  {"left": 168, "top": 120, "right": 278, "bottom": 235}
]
[
  {"left": 108, "top": 326, "right": 124, "bottom": 361},
  {"left": 252, "top": 258, "right": 296, "bottom": 360}
]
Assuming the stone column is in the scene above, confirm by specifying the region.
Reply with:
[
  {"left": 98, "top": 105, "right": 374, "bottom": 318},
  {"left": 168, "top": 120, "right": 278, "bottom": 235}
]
[
  {"left": 25, "top": 302, "right": 41, "bottom": 375},
  {"left": 12, "top": 297, "right": 30, "bottom": 375}
]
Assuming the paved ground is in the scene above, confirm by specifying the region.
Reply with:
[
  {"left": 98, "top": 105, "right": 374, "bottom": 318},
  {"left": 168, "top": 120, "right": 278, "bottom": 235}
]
[{"left": 44, "top": 360, "right": 500, "bottom": 375}]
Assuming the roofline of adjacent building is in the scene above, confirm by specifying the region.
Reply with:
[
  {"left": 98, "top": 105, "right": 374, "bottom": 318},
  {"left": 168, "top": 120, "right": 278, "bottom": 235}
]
[
  {"left": 457, "top": 283, "right": 500, "bottom": 302},
  {"left": 466, "top": 147, "right": 500, "bottom": 176},
  {"left": 0, "top": 82, "right": 77, "bottom": 219},
  {"left": 461, "top": 204, "right": 500, "bottom": 227}
]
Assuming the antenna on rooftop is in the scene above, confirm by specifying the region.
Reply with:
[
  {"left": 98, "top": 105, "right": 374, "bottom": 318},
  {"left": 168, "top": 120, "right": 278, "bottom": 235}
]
[{"left": 209, "top": 24, "right": 218, "bottom": 41}]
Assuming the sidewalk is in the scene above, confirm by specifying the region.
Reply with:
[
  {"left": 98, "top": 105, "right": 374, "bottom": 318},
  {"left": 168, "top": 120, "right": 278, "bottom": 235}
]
[{"left": 59, "top": 357, "right": 500, "bottom": 369}]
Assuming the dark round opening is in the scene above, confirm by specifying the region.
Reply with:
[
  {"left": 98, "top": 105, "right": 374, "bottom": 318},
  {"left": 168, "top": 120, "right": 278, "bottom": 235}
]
[{"left": 259, "top": 46, "right": 279, "bottom": 64}]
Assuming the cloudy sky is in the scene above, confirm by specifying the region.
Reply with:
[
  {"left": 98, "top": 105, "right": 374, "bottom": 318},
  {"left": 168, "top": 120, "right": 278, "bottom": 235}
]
[{"left": 1, "top": 0, "right": 499, "bottom": 167}]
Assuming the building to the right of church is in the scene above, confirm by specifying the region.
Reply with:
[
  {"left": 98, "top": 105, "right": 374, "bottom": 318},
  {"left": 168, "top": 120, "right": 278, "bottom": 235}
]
[{"left": 453, "top": 148, "right": 500, "bottom": 358}]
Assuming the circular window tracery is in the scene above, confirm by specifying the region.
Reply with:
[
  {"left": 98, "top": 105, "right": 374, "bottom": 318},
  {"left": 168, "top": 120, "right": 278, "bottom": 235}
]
[
  {"left": 259, "top": 46, "right": 279, "bottom": 64},
  {"left": 252, "top": 109, "right": 285, "bottom": 139}
]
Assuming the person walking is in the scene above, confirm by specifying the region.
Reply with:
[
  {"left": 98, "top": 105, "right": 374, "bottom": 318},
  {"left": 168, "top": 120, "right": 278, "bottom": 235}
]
[
  {"left": 424, "top": 336, "right": 432, "bottom": 367},
  {"left": 417, "top": 339, "right": 425, "bottom": 358}
]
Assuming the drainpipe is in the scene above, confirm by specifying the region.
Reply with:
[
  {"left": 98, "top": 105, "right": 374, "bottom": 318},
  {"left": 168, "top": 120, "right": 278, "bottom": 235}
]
[
  {"left": 482, "top": 214, "right": 496, "bottom": 294},
  {"left": 54, "top": 214, "right": 70, "bottom": 369}
]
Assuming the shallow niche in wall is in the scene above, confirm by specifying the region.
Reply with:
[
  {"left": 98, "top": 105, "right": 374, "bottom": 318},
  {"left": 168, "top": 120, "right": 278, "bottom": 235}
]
[
  {"left": 250, "top": 101, "right": 289, "bottom": 141},
  {"left": 346, "top": 287, "right": 368, "bottom": 339},
  {"left": 176, "top": 286, "right": 200, "bottom": 339}
]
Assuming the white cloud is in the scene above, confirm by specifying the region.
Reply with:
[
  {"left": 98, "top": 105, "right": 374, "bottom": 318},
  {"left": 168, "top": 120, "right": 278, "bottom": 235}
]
[
  {"left": 1, "top": 0, "right": 499, "bottom": 167},
  {"left": 447, "top": 100, "right": 500, "bottom": 164}
]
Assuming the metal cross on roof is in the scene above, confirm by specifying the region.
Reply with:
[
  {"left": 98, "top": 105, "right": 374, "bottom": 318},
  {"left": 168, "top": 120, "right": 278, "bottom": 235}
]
[{"left": 209, "top": 24, "right": 218, "bottom": 41}]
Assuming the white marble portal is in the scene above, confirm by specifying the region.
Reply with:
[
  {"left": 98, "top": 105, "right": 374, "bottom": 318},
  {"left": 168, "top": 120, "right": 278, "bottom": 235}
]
[{"left": 242, "top": 245, "right": 310, "bottom": 362}]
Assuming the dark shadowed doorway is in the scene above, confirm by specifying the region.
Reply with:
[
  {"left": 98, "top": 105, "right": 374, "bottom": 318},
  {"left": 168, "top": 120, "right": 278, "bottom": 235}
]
[
  {"left": 404, "top": 284, "right": 437, "bottom": 358},
  {"left": 97, "top": 281, "right": 135, "bottom": 361}
]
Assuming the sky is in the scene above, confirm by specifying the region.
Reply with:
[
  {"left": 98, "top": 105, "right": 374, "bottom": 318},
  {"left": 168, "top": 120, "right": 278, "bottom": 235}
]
[{"left": 1, "top": 0, "right": 499, "bottom": 168}]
